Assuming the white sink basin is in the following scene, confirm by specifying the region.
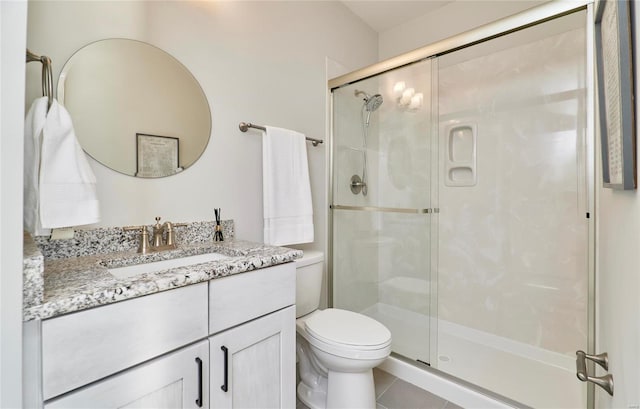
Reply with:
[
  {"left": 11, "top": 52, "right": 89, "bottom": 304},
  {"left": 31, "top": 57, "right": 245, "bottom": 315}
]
[{"left": 108, "top": 252, "right": 230, "bottom": 279}]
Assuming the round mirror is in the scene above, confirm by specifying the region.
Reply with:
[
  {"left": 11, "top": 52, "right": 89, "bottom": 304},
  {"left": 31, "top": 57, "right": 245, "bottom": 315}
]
[{"left": 58, "top": 39, "right": 211, "bottom": 178}]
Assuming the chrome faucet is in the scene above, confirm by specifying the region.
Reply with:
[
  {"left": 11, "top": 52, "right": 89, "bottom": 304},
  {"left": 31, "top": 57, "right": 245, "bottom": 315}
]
[{"left": 124, "top": 217, "right": 187, "bottom": 253}]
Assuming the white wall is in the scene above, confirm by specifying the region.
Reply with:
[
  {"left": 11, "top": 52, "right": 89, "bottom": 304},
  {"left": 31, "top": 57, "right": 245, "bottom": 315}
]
[
  {"left": 378, "top": 0, "right": 546, "bottom": 60},
  {"left": 595, "top": 2, "right": 640, "bottom": 407},
  {"left": 26, "top": 1, "right": 378, "bottom": 254},
  {"left": 1, "top": 1, "right": 27, "bottom": 407}
]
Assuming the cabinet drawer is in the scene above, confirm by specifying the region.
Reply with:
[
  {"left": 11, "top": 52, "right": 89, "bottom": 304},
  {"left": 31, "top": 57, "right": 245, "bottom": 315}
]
[
  {"left": 209, "top": 263, "right": 295, "bottom": 334},
  {"left": 45, "top": 340, "right": 209, "bottom": 409},
  {"left": 42, "top": 283, "right": 208, "bottom": 400}
]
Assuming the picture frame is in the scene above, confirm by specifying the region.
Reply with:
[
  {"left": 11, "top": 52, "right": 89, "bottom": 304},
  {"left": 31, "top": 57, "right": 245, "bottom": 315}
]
[
  {"left": 595, "top": 0, "right": 636, "bottom": 189},
  {"left": 135, "top": 133, "right": 180, "bottom": 178}
]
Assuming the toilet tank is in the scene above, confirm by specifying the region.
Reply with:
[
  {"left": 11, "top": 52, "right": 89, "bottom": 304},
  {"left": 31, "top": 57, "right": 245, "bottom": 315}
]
[{"left": 295, "top": 251, "right": 324, "bottom": 318}]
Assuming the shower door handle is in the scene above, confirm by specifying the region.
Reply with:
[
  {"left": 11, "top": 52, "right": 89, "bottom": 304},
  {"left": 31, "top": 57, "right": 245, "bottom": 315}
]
[{"left": 576, "top": 350, "right": 613, "bottom": 396}]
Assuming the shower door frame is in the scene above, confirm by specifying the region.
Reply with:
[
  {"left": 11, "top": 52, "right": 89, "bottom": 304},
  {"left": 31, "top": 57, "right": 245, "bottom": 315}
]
[{"left": 328, "top": 1, "right": 596, "bottom": 407}]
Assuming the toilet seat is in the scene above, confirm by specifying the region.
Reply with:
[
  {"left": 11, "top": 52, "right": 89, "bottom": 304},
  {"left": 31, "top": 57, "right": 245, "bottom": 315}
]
[{"left": 303, "top": 309, "right": 391, "bottom": 359}]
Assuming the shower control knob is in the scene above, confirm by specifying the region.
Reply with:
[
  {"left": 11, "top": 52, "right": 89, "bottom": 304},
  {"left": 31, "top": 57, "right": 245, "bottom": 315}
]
[{"left": 350, "top": 174, "right": 367, "bottom": 195}]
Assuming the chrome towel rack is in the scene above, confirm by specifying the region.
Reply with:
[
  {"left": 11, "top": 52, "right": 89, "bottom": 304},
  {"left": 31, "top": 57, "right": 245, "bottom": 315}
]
[
  {"left": 26, "top": 49, "right": 54, "bottom": 111},
  {"left": 239, "top": 122, "right": 323, "bottom": 146}
]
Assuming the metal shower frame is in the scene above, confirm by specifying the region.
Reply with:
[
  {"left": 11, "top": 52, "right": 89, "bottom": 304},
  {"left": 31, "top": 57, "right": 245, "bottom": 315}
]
[{"left": 327, "top": 1, "right": 596, "bottom": 407}]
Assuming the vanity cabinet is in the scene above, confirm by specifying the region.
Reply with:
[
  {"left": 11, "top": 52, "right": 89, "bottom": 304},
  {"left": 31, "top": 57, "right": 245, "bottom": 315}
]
[
  {"left": 208, "top": 263, "right": 296, "bottom": 408},
  {"left": 44, "top": 340, "right": 209, "bottom": 409},
  {"left": 26, "top": 261, "right": 296, "bottom": 409},
  {"left": 210, "top": 306, "right": 295, "bottom": 408}
]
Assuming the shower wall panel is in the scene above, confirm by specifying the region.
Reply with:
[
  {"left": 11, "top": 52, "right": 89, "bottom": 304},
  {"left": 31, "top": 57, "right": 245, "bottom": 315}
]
[{"left": 437, "top": 22, "right": 588, "bottom": 407}]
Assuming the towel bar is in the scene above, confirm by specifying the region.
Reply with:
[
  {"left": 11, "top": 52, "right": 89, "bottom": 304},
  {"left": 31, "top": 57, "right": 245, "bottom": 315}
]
[{"left": 239, "top": 122, "right": 323, "bottom": 146}]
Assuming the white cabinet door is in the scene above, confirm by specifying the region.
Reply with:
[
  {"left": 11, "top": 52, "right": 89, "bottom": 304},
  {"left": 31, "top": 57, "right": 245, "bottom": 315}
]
[
  {"left": 45, "top": 340, "right": 209, "bottom": 409},
  {"left": 210, "top": 306, "right": 296, "bottom": 409}
]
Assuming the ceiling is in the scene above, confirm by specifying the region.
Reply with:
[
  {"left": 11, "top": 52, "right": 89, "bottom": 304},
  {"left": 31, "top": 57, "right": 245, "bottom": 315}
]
[{"left": 341, "top": 1, "right": 453, "bottom": 32}]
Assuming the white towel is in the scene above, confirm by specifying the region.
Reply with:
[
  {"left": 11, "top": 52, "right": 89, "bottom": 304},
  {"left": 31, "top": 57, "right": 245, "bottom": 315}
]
[
  {"left": 23, "top": 98, "right": 100, "bottom": 235},
  {"left": 263, "top": 126, "right": 314, "bottom": 246},
  {"left": 24, "top": 97, "right": 49, "bottom": 236}
]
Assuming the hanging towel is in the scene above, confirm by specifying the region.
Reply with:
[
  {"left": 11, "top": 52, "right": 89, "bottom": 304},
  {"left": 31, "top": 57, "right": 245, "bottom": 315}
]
[
  {"left": 24, "top": 97, "right": 49, "bottom": 236},
  {"left": 39, "top": 99, "right": 100, "bottom": 229},
  {"left": 24, "top": 98, "right": 100, "bottom": 235},
  {"left": 263, "top": 126, "right": 314, "bottom": 246}
]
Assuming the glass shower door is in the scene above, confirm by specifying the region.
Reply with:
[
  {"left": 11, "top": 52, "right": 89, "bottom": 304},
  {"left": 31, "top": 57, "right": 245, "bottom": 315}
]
[
  {"left": 330, "top": 8, "right": 591, "bottom": 408},
  {"left": 331, "top": 59, "right": 433, "bottom": 363},
  {"left": 435, "top": 12, "right": 589, "bottom": 408}
]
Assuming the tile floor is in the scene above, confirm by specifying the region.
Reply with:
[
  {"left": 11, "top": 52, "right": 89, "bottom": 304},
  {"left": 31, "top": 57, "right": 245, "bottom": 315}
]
[{"left": 296, "top": 368, "right": 463, "bottom": 409}]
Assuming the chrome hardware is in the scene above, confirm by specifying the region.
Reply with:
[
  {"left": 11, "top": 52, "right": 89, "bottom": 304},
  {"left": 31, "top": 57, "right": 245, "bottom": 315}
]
[
  {"left": 123, "top": 225, "right": 152, "bottom": 254},
  {"left": 26, "top": 49, "right": 54, "bottom": 111},
  {"left": 576, "top": 350, "right": 613, "bottom": 396},
  {"left": 238, "top": 121, "right": 324, "bottom": 146},
  {"left": 331, "top": 204, "right": 432, "bottom": 214},
  {"left": 579, "top": 350, "right": 608, "bottom": 370},
  {"left": 350, "top": 175, "right": 367, "bottom": 195}
]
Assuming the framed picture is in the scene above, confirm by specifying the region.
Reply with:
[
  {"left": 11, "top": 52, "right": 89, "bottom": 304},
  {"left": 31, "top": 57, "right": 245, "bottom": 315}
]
[
  {"left": 595, "top": 0, "right": 636, "bottom": 189},
  {"left": 135, "top": 133, "right": 180, "bottom": 178}
]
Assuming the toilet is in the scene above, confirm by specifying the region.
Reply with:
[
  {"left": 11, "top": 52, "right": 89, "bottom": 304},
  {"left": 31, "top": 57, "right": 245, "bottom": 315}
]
[{"left": 295, "top": 251, "right": 391, "bottom": 409}]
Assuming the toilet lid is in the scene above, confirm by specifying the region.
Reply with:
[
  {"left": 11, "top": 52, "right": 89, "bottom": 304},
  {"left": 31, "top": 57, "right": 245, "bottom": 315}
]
[{"left": 304, "top": 309, "right": 391, "bottom": 348}]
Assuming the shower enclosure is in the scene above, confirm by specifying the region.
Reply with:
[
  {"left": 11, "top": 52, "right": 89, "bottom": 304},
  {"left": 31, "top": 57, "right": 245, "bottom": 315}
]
[{"left": 330, "top": 6, "right": 591, "bottom": 408}]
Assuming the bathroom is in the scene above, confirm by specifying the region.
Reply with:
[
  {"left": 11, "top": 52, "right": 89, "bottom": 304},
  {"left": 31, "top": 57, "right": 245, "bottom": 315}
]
[{"left": 1, "top": 0, "right": 640, "bottom": 408}]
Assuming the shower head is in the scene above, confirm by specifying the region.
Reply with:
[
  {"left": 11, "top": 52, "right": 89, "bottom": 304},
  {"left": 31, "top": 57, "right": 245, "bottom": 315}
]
[
  {"left": 354, "top": 90, "right": 384, "bottom": 112},
  {"left": 365, "top": 94, "right": 383, "bottom": 112}
]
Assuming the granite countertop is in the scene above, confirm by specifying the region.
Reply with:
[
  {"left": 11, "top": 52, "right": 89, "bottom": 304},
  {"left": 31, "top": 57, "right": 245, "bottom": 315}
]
[{"left": 23, "top": 240, "right": 302, "bottom": 321}]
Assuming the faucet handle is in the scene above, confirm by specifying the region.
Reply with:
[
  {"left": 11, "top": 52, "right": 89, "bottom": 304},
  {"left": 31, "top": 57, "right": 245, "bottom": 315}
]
[
  {"left": 123, "top": 225, "right": 144, "bottom": 232},
  {"left": 123, "top": 225, "right": 152, "bottom": 254},
  {"left": 164, "top": 222, "right": 187, "bottom": 247}
]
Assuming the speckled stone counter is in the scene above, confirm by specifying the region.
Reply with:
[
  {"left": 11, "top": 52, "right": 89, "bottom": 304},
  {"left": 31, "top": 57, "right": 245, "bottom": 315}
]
[
  {"left": 34, "top": 220, "right": 235, "bottom": 260},
  {"left": 23, "top": 232, "right": 44, "bottom": 310},
  {"left": 24, "top": 221, "right": 302, "bottom": 321}
]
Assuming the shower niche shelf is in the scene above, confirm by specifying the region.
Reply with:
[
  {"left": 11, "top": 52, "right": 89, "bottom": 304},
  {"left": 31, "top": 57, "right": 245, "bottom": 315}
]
[{"left": 445, "top": 123, "right": 477, "bottom": 187}]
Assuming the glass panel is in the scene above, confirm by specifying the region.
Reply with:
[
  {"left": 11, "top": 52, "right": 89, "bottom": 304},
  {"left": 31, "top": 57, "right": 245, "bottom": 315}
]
[
  {"left": 332, "top": 59, "right": 433, "bottom": 363},
  {"left": 332, "top": 60, "right": 432, "bottom": 210},
  {"left": 436, "top": 12, "right": 588, "bottom": 408},
  {"left": 333, "top": 209, "right": 430, "bottom": 361}
]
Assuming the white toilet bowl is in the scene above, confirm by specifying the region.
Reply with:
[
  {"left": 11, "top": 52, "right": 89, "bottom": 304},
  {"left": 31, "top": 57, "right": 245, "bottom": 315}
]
[{"left": 296, "top": 309, "right": 391, "bottom": 409}]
